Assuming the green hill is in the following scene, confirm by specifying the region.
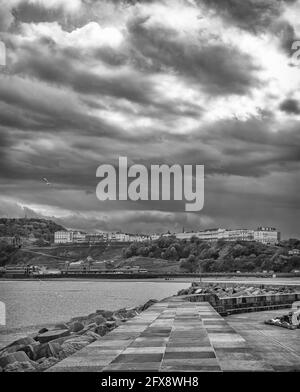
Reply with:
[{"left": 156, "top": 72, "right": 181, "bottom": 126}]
[
  {"left": 122, "top": 236, "right": 300, "bottom": 273},
  {"left": 0, "top": 218, "right": 66, "bottom": 242},
  {"left": 3, "top": 242, "right": 127, "bottom": 268}
]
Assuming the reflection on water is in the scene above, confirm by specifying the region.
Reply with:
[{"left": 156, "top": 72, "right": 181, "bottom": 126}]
[{"left": 0, "top": 280, "right": 189, "bottom": 330}]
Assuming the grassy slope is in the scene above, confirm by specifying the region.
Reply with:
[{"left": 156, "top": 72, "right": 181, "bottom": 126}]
[{"left": 6, "top": 243, "right": 127, "bottom": 268}]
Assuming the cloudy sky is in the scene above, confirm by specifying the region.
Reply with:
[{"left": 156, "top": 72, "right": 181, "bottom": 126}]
[{"left": 0, "top": 0, "right": 300, "bottom": 238}]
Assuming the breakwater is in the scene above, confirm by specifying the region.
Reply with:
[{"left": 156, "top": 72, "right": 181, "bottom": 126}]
[
  {"left": 177, "top": 283, "right": 300, "bottom": 315},
  {"left": 0, "top": 299, "right": 157, "bottom": 372}
]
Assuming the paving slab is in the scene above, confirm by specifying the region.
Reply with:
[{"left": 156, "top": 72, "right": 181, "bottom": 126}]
[{"left": 49, "top": 301, "right": 299, "bottom": 372}]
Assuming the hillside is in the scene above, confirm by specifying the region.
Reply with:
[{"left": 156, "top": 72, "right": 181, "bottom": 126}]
[
  {"left": 0, "top": 218, "right": 66, "bottom": 242},
  {"left": 115, "top": 256, "right": 181, "bottom": 273},
  {"left": 2, "top": 229, "right": 300, "bottom": 273},
  {"left": 4, "top": 242, "right": 127, "bottom": 268},
  {"left": 122, "top": 236, "right": 300, "bottom": 273}
]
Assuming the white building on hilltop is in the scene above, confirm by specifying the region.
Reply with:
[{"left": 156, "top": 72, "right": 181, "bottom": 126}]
[
  {"left": 54, "top": 231, "right": 87, "bottom": 244},
  {"left": 254, "top": 227, "right": 280, "bottom": 245},
  {"left": 173, "top": 227, "right": 280, "bottom": 245}
]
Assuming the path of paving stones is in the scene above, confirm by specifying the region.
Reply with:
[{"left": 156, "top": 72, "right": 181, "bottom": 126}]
[{"left": 48, "top": 298, "right": 276, "bottom": 372}]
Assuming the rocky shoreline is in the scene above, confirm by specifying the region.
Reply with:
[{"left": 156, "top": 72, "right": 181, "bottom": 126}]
[
  {"left": 177, "top": 282, "right": 298, "bottom": 298},
  {"left": 0, "top": 299, "right": 158, "bottom": 372}
]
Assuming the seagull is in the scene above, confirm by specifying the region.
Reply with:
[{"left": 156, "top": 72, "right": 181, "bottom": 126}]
[{"left": 42, "top": 178, "right": 51, "bottom": 186}]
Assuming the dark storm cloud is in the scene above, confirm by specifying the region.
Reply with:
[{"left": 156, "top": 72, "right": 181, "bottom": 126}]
[
  {"left": 199, "top": 0, "right": 292, "bottom": 33},
  {"left": 7, "top": 35, "right": 204, "bottom": 122},
  {"left": 273, "top": 21, "right": 297, "bottom": 54},
  {"left": 0, "top": 0, "right": 299, "bottom": 238},
  {"left": 0, "top": 73, "right": 125, "bottom": 138},
  {"left": 12, "top": 1, "right": 63, "bottom": 24},
  {"left": 10, "top": 38, "right": 156, "bottom": 105},
  {"left": 194, "top": 117, "right": 300, "bottom": 176},
  {"left": 279, "top": 98, "right": 300, "bottom": 114},
  {"left": 127, "top": 18, "right": 261, "bottom": 96}
]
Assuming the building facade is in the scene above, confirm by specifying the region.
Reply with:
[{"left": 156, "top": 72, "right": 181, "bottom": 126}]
[
  {"left": 253, "top": 227, "right": 280, "bottom": 245},
  {"left": 54, "top": 231, "right": 150, "bottom": 244},
  {"left": 55, "top": 226, "right": 281, "bottom": 245},
  {"left": 173, "top": 227, "right": 280, "bottom": 245}
]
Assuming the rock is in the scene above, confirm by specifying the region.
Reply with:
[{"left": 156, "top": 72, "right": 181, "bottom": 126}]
[
  {"left": 16, "top": 342, "right": 40, "bottom": 360},
  {"left": 28, "top": 341, "right": 63, "bottom": 360},
  {"left": 38, "top": 328, "right": 48, "bottom": 334},
  {"left": 93, "top": 315, "right": 106, "bottom": 325},
  {"left": 76, "top": 324, "right": 96, "bottom": 335},
  {"left": 125, "top": 309, "right": 137, "bottom": 318},
  {"left": 0, "top": 351, "right": 32, "bottom": 369},
  {"left": 37, "top": 329, "right": 70, "bottom": 344},
  {"left": 95, "top": 324, "right": 109, "bottom": 336},
  {"left": 54, "top": 323, "right": 69, "bottom": 330},
  {"left": 37, "top": 356, "right": 59, "bottom": 371},
  {"left": 84, "top": 331, "right": 101, "bottom": 340},
  {"left": 86, "top": 322, "right": 97, "bottom": 329},
  {"left": 96, "top": 310, "right": 113, "bottom": 319},
  {"left": 138, "top": 299, "right": 158, "bottom": 312},
  {"left": 105, "top": 320, "right": 116, "bottom": 329},
  {"left": 70, "top": 321, "right": 84, "bottom": 333},
  {"left": 1, "top": 344, "right": 27, "bottom": 355},
  {"left": 70, "top": 316, "right": 87, "bottom": 323},
  {"left": 6, "top": 336, "right": 36, "bottom": 350},
  {"left": 4, "top": 361, "right": 37, "bottom": 372},
  {"left": 60, "top": 341, "right": 86, "bottom": 357}
]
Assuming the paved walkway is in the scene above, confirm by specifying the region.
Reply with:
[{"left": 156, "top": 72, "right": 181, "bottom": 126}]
[
  {"left": 48, "top": 299, "right": 274, "bottom": 372},
  {"left": 227, "top": 310, "right": 300, "bottom": 372}
]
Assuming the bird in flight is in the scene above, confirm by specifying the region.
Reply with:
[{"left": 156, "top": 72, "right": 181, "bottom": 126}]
[{"left": 42, "top": 178, "right": 51, "bottom": 186}]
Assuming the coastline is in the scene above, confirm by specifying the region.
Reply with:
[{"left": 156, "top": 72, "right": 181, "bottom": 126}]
[
  {"left": 1, "top": 276, "right": 300, "bottom": 285},
  {"left": 0, "top": 299, "right": 158, "bottom": 372}
]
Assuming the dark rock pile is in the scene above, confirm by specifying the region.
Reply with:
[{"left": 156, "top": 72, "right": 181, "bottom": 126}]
[
  {"left": 177, "top": 283, "right": 297, "bottom": 298},
  {"left": 0, "top": 299, "right": 157, "bottom": 372}
]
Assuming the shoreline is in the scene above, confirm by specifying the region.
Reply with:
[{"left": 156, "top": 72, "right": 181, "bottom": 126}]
[
  {"left": 1, "top": 280, "right": 300, "bottom": 372},
  {"left": 0, "top": 299, "right": 159, "bottom": 372},
  {"left": 1, "top": 276, "right": 300, "bottom": 285}
]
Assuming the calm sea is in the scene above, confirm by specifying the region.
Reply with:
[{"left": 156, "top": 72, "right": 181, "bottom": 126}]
[{"left": 0, "top": 280, "right": 189, "bottom": 331}]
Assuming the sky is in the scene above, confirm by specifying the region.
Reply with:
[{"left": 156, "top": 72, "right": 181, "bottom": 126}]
[{"left": 0, "top": 0, "right": 299, "bottom": 238}]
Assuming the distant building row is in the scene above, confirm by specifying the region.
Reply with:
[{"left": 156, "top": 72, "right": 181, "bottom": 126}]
[
  {"left": 173, "top": 227, "right": 280, "bottom": 245},
  {"left": 54, "top": 231, "right": 150, "bottom": 244},
  {"left": 54, "top": 226, "right": 280, "bottom": 245}
]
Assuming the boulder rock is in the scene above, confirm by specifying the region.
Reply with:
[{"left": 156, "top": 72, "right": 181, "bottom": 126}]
[
  {"left": 84, "top": 331, "right": 101, "bottom": 340},
  {"left": 37, "top": 356, "right": 59, "bottom": 371},
  {"left": 16, "top": 342, "right": 40, "bottom": 360},
  {"left": 93, "top": 315, "right": 106, "bottom": 325},
  {"left": 1, "top": 343, "right": 27, "bottom": 355},
  {"left": 7, "top": 336, "right": 36, "bottom": 350},
  {"left": 138, "top": 299, "right": 158, "bottom": 312},
  {"left": 0, "top": 351, "right": 32, "bottom": 369},
  {"left": 28, "top": 341, "right": 63, "bottom": 360},
  {"left": 96, "top": 309, "right": 113, "bottom": 319},
  {"left": 37, "top": 329, "right": 70, "bottom": 344},
  {"left": 105, "top": 320, "right": 116, "bottom": 329},
  {"left": 60, "top": 341, "right": 86, "bottom": 357},
  {"left": 70, "top": 316, "right": 87, "bottom": 323},
  {"left": 38, "top": 328, "right": 48, "bottom": 334},
  {"left": 54, "top": 323, "right": 69, "bottom": 330},
  {"left": 95, "top": 324, "right": 109, "bottom": 336},
  {"left": 4, "top": 361, "right": 37, "bottom": 372},
  {"left": 125, "top": 309, "right": 138, "bottom": 318},
  {"left": 70, "top": 321, "right": 84, "bottom": 333}
]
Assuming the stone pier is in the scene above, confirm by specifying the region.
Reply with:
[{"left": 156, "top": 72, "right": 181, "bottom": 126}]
[{"left": 48, "top": 299, "right": 275, "bottom": 372}]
